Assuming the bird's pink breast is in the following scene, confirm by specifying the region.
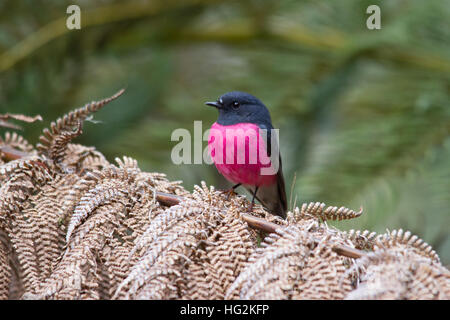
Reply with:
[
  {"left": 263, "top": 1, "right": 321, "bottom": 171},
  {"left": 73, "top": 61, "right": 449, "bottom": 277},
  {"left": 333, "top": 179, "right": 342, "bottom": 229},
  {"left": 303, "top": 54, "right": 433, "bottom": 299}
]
[{"left": 208, "top": 122, "right": 276, "bottom": 186}]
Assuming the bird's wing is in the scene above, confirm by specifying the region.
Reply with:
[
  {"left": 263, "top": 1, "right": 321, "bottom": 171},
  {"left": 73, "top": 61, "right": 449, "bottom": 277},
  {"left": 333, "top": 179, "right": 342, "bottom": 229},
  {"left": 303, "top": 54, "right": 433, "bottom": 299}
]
[
  {"left": 245, "top": 122, "right": 287, "bottom": 218},
  {"left": 274, "top": 154, "right": 287, "bottom": 216}
]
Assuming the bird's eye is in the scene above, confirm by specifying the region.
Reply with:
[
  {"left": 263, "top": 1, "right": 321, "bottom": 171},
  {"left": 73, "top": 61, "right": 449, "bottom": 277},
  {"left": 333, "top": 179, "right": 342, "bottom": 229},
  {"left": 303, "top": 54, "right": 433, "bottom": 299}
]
[{"left": 232, "top": 101, "right": 240, "bottom": 109}]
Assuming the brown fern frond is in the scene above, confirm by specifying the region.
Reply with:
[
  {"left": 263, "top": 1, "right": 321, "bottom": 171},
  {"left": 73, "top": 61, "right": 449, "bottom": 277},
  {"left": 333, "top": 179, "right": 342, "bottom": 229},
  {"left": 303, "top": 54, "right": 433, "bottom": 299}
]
[
  {"left": 26, "top": 175, "right": 74, "bottom": 281},
  {"left": 206, "top": 211, "right": 256, "bottom": 297},
  {"left": 292, "top": 236, "right": 353, "bottom": 299},
  {"left": 66, "top": 182, "right": 126, "bottom": 244},
  {"left": 115, "top": 156, "right": 139, "bottom": 170},
  {"left": 345, "top": 249, "right": 450, "bottom": 300},
  {"left": 129, "top": 182, "right": 214, "bottom": 254},
  {"left": 129, "top": 202, "right": 203, "bottom": 258},
  {"left": 1, "top": 132, "right": 35, "bottom": 154},
  {"left": 115, "top": 204, "right": 205, "bottom": 298},
  {"left": 0, "top": 156, "right": 51, "bottom": 181},
  {"left": 116, "top": 226, "right": 197, "bottom": 299},
  {"left": 65, "top": 165, "right": 139, "bottom": 244},
  {"left": 100, "top": 237, "right": 135, "bottom": 299},
  {"left": 0, "top": 120, "right": 22, "bottom": 130},
  {"left": 0, "top": 114, "right": 42, "bottom": 131},
  {"left": 45, "top": 121, "right": 84, "bottom": 172},
  {"left": 32, "top": 203, "right": 118, "bottom": 299},
  {"left": 294, "top": 202, "right": 363, "bottom": 221},
  {"left": 36, "top": 89, "right": 124, "bottom": 169},
  {"left": 115, "top": 187, "right": 228, "bottom": 299},
  {"left": 341, "top": 229, "right": 378, "bottom": 251},
  {"left": 56, "top": 143, "right": 110, "bottom": 174},
  {"left": 59, "top": 173, "right": 101, "bottom": 226},
  {"left": 375, "top": 229, "right": 440, "bottom": 263},
  {"left": 95, "top": 254, "right": 111, "bottom": 300},
  {"left": 226, "top": 225, "right": 314, "bottom": 299},
  {"left": 182, "top": 248, "right": 223, "bottom": 300},
  {"left": 0, "top": 231, "right": 11, "bottom": 300},
  {"left": 120, "top": 189, "right": 161, "bottom": 243},
  {"left": 7, "top": 175, "right": 72, "bottom": 294},
  {"left": 0, "top": 113, "right": 42, "bottom": 124},
  {"left": 7, "top": 205, "right": 41, "bottom": 293},
  {"left": 2, "top": 232, "right": 24, "bottom": 300},
  {"left": 62, "top": 162, "right": 136, "bottom": 229},
  {"left": 0, "top": 157, "right": 53, "bottom": 216}
]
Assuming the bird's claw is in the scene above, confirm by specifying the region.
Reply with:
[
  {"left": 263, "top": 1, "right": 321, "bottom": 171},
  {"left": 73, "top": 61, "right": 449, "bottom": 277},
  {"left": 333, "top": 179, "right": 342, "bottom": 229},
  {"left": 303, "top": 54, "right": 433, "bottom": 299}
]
[{"left": 220, "top": 188, "right": 237, "bottom": 201}]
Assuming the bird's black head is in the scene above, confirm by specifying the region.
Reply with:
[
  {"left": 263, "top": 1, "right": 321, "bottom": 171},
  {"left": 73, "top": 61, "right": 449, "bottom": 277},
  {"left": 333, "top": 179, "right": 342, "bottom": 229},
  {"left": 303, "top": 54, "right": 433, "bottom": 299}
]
[{"left": 205, "top": 91, "right": 272, "bottom": 127}]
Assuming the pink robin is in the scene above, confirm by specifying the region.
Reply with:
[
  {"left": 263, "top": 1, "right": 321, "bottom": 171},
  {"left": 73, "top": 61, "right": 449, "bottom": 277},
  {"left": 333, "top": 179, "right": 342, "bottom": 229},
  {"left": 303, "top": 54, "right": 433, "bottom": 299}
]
[{"left": 206, "top": 91, "right": 287, "bottom": 218}]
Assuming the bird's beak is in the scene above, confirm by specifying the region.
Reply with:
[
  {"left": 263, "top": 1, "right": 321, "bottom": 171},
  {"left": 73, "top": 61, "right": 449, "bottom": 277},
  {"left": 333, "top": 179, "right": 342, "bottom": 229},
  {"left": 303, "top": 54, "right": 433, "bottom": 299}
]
[{"left": 205, "top": 101, "right": 222, "bottom": 109}]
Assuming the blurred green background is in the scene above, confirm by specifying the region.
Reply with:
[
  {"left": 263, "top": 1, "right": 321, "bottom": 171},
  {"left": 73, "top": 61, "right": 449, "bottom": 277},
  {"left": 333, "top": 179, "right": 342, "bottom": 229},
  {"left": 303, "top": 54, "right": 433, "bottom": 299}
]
[{"left": 0, "top": 0, "right": 449, "bottom": 264}]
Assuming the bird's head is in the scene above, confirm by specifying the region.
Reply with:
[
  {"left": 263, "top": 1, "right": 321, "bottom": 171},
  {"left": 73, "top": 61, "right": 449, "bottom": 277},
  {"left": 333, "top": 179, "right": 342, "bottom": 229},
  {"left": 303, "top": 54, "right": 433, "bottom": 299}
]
[{"left": 205, "top": 91, "right": 272, "bottom": 126}]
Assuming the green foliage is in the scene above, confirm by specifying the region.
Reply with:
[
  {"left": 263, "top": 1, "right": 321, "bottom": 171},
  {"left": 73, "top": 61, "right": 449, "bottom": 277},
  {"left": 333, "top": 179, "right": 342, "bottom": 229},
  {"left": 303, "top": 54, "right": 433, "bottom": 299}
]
[{"left": 0, "top": 0, "right": 449, "bottom": 263}]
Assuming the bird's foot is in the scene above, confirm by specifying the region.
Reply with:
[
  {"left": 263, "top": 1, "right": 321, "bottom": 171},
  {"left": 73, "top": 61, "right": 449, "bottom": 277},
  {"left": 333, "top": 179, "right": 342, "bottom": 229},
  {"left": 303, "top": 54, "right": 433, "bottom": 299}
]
[
  {"left": 220, "top": 188, "right": 237, "bottom": 201},
  {"left": 247, "top": 202, "right": 254, "bottom": 213}
]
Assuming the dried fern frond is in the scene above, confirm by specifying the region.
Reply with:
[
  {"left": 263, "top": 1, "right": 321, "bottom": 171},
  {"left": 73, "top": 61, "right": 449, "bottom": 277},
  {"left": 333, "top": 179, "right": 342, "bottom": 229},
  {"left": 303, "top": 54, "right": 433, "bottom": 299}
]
[
  {"left": 63, "top": 144, "right": 110, "bottom": 173},
  {"left": 292, "top": 202, "right": 363, "bottom": 221},
  {"left": 0, "top": 132, "right": 36, "bottom": 164},
  {"left": 115, "top": 198, "right": 224, "bottom": 299},
  {"left": 0, "top": 113, "right": 42, "bottom": 124},
  {"left": 36, "top": 89, "right": 124, "bottom": 169},
  {"left": 226, "top": 225, "right": 314, "bottom": 299},
  {"left": 32, "top": 203, "right": 119, "bottom": 299},
  {"left": 99, "top": 237, "right": 135, "bottom": 299},
  {"left": 129, "top": 203, "right": 200, "bottom": 259},
  {"left": 201, "top": 209, "right": 256, "bottom": 299},
  {"left": 0, "top": 157, "right": 53, "bottom": 215},
  {"left": 0, "top": 231, "right": 11, "bottom": 300},
  {"left": 1, "top": 229, "right": 24, "bottom": 300},
  {"left": 0, "top": 120, "right": 22, "bottom": 130},
  {"left": 115, "top": 156, "right": 139, "bottom": 170},
  {"left": 226, "top": 217, "right": 361, "bottom": 300},
  {"left": 3, "top": 174, "right": 72, "bottom": 294},
  {"left": 44, "top": 121, "right": 84, "bottom": 172},
  {"left": 1, "top": 132, "right": 35, "bottom": 154},
  {"left": 292, "top": 236, "right": 353, "bottom": 299},
  {"left": 66, "top": 164, "right": 140, "bottom": 243},
  {"left": 115, "top": 183, "right": 252, "bottom": 300},
  {"left": 346, "top": 249, "right": 450, "bottom": 300},
  {"left": 0, "top": 156, "right": 50, "bottom": 181},
  {"left": 375, "top": 229, "right": 440, "bottom": 263},
  {"left": 0, "top": 114, "right": 42, "bottom": 130},
  {"left": 9, "top": 209, "right": 42, "bottom": 292},
  {"left": 341, "top": 229, "right": 378, "bottom": 251},
  {"left": 25, "top": 175, "right": 75, "bottom": 282},
  {"left": 182, "top": 247, "right": 223, "bottom": 300}
]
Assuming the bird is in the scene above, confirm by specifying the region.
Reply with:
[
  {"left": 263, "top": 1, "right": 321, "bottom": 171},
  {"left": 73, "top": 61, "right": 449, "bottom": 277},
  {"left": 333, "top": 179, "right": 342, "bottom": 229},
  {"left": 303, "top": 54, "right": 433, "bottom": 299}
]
[{"left": 205, "top": 91, "right": 287, "bottom": 219}]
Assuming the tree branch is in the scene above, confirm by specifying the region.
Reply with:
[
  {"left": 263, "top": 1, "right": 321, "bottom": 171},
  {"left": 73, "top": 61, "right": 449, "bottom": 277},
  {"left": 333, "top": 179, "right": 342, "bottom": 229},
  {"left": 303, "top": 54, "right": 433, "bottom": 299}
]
[{"left": 0, "top": 146, "right": 30, "bottom": 161}]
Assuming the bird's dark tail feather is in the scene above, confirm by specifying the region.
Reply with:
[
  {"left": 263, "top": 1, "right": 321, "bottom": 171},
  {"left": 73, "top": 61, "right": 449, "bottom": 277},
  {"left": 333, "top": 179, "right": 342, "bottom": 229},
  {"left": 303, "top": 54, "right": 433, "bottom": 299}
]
[{"left": 246, "top": 159, "right": 287, "bottom": 219}]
